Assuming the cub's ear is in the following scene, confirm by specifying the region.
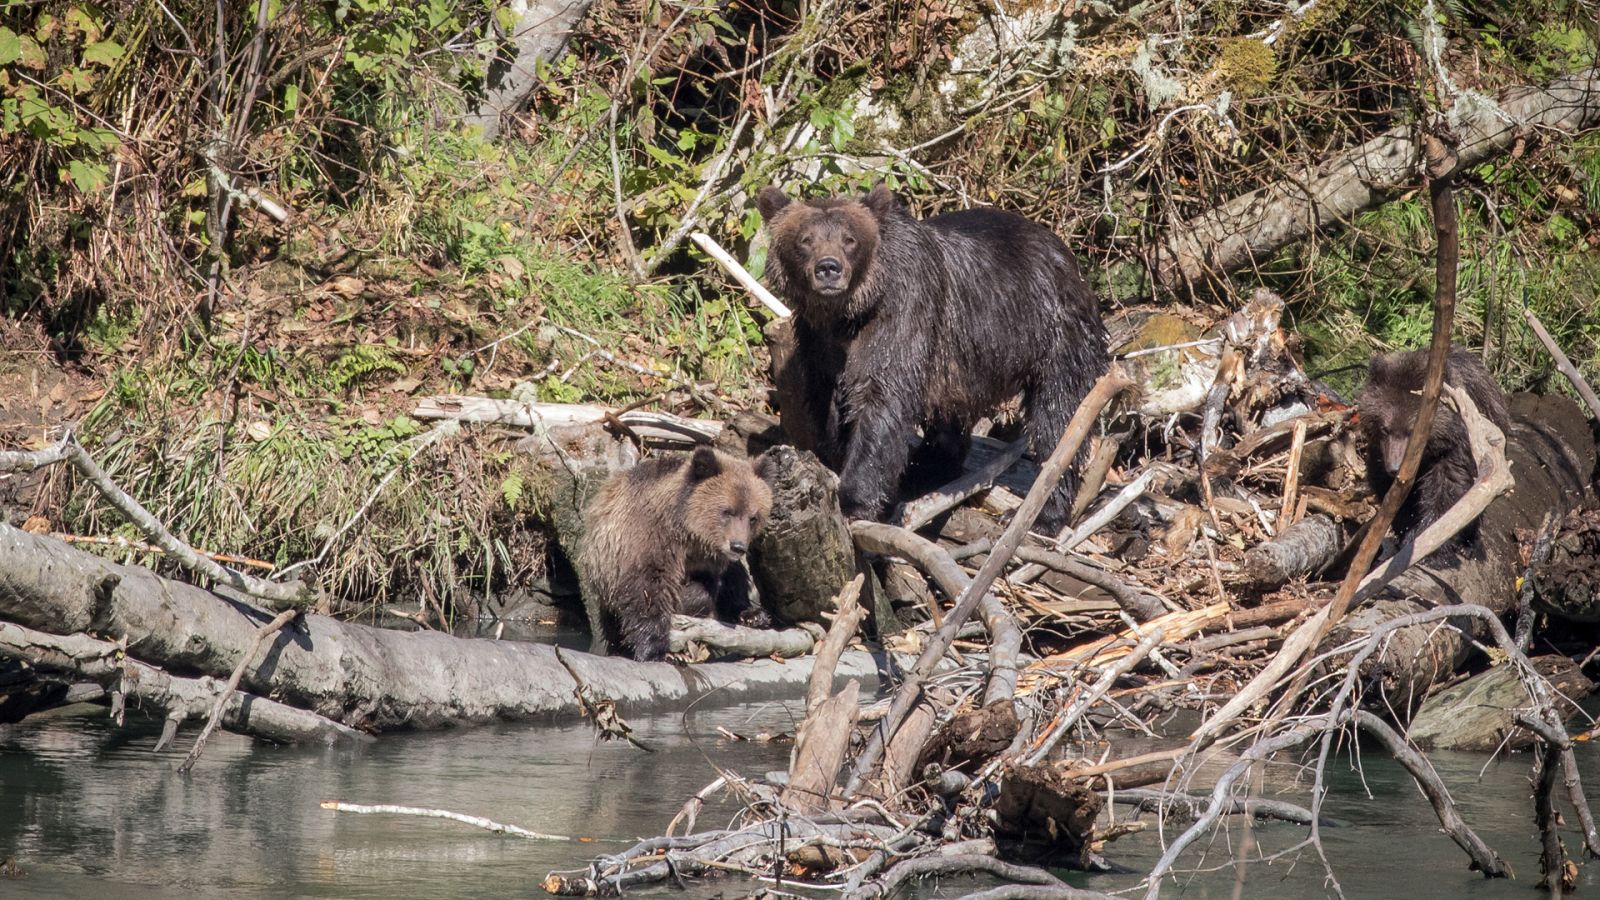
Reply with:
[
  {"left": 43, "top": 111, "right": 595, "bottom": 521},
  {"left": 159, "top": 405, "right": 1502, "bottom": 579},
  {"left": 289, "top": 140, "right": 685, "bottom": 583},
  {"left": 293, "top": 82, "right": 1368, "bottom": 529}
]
[
  {"left": 863, "top": 183, "right": 899, "bottom": 218},
  {"left": 757, "top": 186, "right": 792, "bottom": 222},
  {"left": 752, "top": 448, "right": 779, "bottom": 484},
  {"left": 688, "top": 446, "right": 722, "bottom": 482}
]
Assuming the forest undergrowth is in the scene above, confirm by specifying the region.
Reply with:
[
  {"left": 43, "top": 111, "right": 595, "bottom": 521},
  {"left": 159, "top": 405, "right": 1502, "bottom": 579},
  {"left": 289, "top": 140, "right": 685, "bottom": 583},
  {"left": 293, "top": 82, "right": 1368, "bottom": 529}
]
[{"left": 1, "top": 0, "right": 1596, "bottom": 616}]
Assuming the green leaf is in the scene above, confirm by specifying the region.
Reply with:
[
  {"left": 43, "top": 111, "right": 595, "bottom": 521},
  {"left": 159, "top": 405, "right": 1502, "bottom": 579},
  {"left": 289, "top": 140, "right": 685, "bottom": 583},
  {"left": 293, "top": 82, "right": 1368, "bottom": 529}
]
[
  {"left": 82, "top": 40, "right": 124, "bottom": 67},
  {"left": 500, "top": 472, "right": 525, "bottom": 510},
  {"left": 59, "top": 67, "right": 94, "bottom": 94},
  {"left": 282, "top": 83, "right": 299, "bottom": 114},
  {"left": 66, "top": 159, "right": 108, "bottom": 192},
  {"left": 18, "top": 33, "right": 46, "bottom": 69},
  {"left": 0, "top": 27, "right": 20, "bottom": 66}
]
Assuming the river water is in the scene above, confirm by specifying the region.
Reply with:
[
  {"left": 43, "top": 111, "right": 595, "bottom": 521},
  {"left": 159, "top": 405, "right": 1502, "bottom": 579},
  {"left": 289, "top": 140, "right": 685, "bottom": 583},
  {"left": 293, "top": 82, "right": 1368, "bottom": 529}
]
[{"left": 3, "top": 699, "right": 1599, "bottom": 898}]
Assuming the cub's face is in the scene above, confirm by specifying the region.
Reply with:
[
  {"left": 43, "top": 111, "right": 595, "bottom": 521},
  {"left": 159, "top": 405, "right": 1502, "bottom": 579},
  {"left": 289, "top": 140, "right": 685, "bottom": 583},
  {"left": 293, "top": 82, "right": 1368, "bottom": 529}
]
[
  {"left": 757, "top": 185, "right": 895, "bottom": 301},
  {"left": 1358, "top": 360, "right": 1464, "bottom": 476},
  {"left": 684, "top": 447, "right": 775, "bottom": 563}
]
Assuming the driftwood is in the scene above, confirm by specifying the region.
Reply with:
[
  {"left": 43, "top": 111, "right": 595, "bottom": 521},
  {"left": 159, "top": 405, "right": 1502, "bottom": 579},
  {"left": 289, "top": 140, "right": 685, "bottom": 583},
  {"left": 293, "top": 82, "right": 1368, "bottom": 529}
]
[
  {"left": 1155, "top": 67, "right": 1600, "bottom": 290},
  {"left": 782, "top": 680, "right": 860, "bottom": 813},
  {"left": 851, "top": 522, "right": 1023, "bottom": 707},
  {"left": 898, "top": 439, "right": 1027, "bottom": 532},
  {"left": 1235, "top": 513, "right": 1343, "bottom": 589},
  {"left": 1201, "top": 139, "right": 1467, "bottom": 738},
  {"left": 1524, "top": 307, "right": 1600, "bottom": 422},
  {"left": 845, "top": 368, "right": 1134, "bottom": 793},
  {"left": 669, "top": 615, "right": 820, "bottom": 659},
  {"left": 416, "top": 396, "right": 723, "bottom": 446},
  {"left": 0, "top": 524, "right": 906, "bottom": 731}
]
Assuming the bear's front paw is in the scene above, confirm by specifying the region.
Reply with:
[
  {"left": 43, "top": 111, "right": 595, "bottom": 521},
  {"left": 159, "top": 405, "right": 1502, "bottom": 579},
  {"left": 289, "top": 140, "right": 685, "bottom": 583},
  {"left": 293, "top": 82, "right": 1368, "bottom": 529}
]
[{"left": 738, "top": 607, "right": 773, "bottom": 630}]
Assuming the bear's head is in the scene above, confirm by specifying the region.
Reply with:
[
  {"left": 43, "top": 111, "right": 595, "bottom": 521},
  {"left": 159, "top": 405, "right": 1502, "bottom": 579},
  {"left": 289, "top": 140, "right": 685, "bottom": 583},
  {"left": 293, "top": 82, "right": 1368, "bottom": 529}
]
[
  {"left": 1358, "top": 351, "right": 1470, "bottom": 476},
  {"left": 757, "top": 183, "right": 899, "bottom": 318},
  {"left": 682, "top": 446, "right": 775, "bottom": 563}
]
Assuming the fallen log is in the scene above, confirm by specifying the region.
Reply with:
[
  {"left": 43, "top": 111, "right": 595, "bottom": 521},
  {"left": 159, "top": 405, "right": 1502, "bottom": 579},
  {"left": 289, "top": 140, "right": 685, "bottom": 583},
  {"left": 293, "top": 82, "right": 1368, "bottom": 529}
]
[
  {"left": 0, "top": 525, "right": 905, "bottom": 731},
  {"left": 1235, "top": 514, "right": 1344, "bottom": 589},
  {"left": 415, "top": 396, "right": 723, "bottom": 447},
  {"left": 0, "top": 620, "right": 368, "bottom": 746},
  {"left": 1407, "top": 655, "right": 1595, "bottom": 752},
  {"left": 1155, "top": 67, "right": 1600, "bottom": 291},
  {"left": 669, "top": 615, "right": 821, "bottom": 659}
]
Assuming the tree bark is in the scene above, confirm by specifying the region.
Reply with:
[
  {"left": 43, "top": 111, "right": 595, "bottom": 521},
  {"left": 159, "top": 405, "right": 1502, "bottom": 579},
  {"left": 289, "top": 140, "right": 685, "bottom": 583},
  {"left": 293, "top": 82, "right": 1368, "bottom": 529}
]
[
  {"left": 749, "top": 446, "right": 855, "bottom": 624},
  {"left": 0, "top": 525, "right": 901, "bottom": 731},
  {"left": 1155, "top": 67, "right": 1600, "bottom": 292},
  {"left": 464, "top": 0, "right": 595, "bottom": 139}
]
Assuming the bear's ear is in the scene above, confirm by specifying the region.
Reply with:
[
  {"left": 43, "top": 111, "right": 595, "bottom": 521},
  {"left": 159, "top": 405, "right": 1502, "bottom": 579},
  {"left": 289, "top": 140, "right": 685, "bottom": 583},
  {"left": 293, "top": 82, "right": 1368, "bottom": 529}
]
[
  {"left": 751, "top": 448, "right": 778, "bottom": 484},
  {"left": 688, "top": 446, "right": 722, "bottom": 482},
  {"left": 863, "top": 183, "right": 898, "bottom": 218},
  {"left": 757, "top": 186, "right": 792, "bottom": 222}
]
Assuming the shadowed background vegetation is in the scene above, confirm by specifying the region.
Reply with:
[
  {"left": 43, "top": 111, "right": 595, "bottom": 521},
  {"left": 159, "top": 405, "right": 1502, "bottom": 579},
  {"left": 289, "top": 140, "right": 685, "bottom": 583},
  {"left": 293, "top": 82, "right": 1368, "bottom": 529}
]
[{"left": 1, "top": 0, "right": 1596, "bottom": 617}]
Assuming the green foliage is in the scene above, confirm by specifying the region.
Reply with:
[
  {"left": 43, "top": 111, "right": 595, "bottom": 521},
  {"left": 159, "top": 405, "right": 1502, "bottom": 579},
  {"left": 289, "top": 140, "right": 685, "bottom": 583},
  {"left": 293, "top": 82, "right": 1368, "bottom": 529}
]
[{"left": 0, "top": 6, "right": 123, "bottom": 194}]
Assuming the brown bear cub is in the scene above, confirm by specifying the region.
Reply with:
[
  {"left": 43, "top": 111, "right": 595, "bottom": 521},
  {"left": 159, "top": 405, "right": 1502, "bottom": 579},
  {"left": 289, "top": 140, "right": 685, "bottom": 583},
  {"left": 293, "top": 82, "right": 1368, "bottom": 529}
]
[
  {"left": 757, "top": 183, "right": 1109, "bottom": 533},
  {"left": 579, "top": 447, "right": 775, "bottom": 662},
  {"left": 1357, "top": 347, "right": 1511, "bottom": 560}
]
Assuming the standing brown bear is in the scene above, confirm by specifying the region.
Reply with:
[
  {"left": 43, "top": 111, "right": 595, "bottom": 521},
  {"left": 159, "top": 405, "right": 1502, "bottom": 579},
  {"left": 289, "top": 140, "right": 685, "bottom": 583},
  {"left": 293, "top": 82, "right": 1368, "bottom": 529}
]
[
  {"left": 757, "top": 183, "right": 1109, "bottom": 533},
  {"left": 1357, "top": 347, "right": 1511, "bottom": 560},
  {"left": 578, "top": 446, "right": 775, "bottom": 661}
]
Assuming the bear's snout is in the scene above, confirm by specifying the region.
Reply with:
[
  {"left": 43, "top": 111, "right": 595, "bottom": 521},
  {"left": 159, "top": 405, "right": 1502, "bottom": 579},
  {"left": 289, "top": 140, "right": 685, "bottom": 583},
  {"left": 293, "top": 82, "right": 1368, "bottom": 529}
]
[
  {"left": 728, "top": 540, "right": 749, "bottom": 557},
  {"left": 812, "top": 257, "right": 846, "bottom": 293}
]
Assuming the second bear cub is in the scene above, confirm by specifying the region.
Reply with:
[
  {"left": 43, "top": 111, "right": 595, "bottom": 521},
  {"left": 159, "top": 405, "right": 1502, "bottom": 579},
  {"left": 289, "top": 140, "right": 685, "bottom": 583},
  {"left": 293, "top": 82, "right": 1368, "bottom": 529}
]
[
  {"left": 1357, "top": 347, "right": 1511, "bottom": 560},
  {"left": 579, "top": 446, "right": 775, "bottom": 661}
]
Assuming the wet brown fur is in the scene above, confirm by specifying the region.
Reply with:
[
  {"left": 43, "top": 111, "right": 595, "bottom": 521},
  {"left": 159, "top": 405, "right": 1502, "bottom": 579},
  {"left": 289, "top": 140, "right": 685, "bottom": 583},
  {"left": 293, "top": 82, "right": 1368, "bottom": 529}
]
[
  {"left": 1357, "top": 347, "right": 1511, "bottom": 560},
  {"left": 757, "top": 184, "right": 1109, "bottom": 532},
  {"left": 578, "top": 447, "right": 775, "bottom": 661}
]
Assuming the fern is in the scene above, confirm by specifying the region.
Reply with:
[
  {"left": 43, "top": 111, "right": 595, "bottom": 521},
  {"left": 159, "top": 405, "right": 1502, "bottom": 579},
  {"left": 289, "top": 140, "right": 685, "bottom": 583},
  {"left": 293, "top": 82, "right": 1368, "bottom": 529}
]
[{"left": 500, "top": 472, "right": 525, "bottom": 510}]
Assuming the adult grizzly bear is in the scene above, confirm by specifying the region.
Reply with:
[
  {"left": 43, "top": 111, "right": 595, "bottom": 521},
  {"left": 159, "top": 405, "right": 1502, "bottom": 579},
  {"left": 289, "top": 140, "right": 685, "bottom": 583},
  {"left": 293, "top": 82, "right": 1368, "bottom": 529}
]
[
  {"left": 757, "top": 183, "right": 1109, "bottom": 532},
  {"left": 1357, "top": 347, "right": 1511, "bottom": 560},
  {"left": 578, "top": 446, "right": 774, "bottom": 661}
]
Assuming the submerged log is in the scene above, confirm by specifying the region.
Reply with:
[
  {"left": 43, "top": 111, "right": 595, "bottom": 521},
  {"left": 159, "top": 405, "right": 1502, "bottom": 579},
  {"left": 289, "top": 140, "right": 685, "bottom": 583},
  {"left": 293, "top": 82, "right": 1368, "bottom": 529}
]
[
  {"left": 1408, "top": 656, "right": 1595, "bottom": 752},
  {"left": 0, "top": 525, "right": 902, "bottom": 732},
  {"left": 0, "top": 620, "right": 369, "bottom": 746}
]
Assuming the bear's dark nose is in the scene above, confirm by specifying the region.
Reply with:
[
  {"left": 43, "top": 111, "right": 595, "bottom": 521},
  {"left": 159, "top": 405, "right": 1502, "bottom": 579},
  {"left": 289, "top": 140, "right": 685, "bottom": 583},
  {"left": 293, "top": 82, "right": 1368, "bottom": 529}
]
[
  {"left": 813, "top": 257, "right": 842, "bottom": 282},
  {"left": 729, "top": 541, "right": 748, "bottom": 557}
]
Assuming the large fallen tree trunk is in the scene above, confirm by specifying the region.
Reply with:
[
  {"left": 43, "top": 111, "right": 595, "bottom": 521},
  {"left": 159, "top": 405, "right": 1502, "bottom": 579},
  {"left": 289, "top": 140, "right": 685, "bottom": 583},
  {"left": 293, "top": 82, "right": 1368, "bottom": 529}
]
[
  {"left": 0, "top": 525, "right": 898, "bottom": 732},
  {"left": 1155, "top": 67, "right": 1600, "bottom": 291}
]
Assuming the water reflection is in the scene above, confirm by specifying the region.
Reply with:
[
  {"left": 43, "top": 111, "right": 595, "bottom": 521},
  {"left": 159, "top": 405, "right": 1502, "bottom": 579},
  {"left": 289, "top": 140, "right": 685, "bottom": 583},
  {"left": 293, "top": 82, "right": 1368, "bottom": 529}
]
[
  {"left": 1, "top": 703, "right": 799, "bottom": 899},
  {"left": 4, "top": 702, "right": 1600, "bottom": 898}
]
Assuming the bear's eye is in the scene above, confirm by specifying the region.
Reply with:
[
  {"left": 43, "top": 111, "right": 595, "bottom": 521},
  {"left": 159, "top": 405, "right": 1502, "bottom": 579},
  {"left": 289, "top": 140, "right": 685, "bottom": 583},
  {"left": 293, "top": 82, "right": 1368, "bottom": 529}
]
[
  {"left": 842, "top": 236, "right": 856, "bottom": 250},
  {"left": 722, "top": 508, "right": 736, "bottom": 520},
  {"left": 799, "top": 235, "right": 813, "bottom": 248}
]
